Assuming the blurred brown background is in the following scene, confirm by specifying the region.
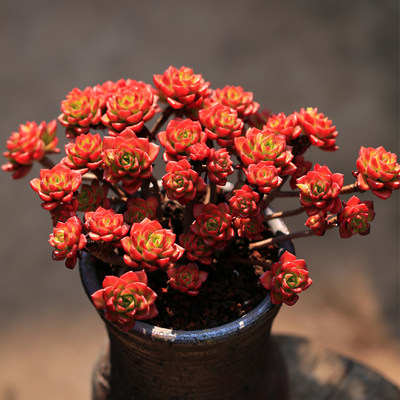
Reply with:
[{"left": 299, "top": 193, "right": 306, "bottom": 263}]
[{"left": 0, "top": 0, "right": 398, "bottom": 399}]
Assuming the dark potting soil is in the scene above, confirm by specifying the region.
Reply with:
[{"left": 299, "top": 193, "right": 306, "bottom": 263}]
[{"left": 146, "top": 242, "right": 278, "bottom": 330}]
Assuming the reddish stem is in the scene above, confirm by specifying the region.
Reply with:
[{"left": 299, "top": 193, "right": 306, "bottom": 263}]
[
  {"left": 150, "top": 106, "right": 173, "bottom": 137},
  {"left": 340, "top": 182, "right": 359, "bottom": 194},
  {"left": 249, "top": 223, "right": 336, "bottom": 250}
]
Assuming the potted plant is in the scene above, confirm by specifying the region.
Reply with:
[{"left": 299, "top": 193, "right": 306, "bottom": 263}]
[{"left": 2, "top": 65, "right": 399, "bottom": 400}]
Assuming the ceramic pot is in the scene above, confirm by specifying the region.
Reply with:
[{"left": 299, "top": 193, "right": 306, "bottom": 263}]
[{"left": 80, "top": 213, "right": 293, "bottom": 400}]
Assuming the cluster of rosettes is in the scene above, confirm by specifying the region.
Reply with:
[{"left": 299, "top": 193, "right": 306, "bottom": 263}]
[{"left": 4, "top": 64, "right": 400, "bottom": 332}]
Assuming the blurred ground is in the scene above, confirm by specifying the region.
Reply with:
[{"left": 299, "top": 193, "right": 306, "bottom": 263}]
[{"left": 0, "top": 1, "right": 398, "bottom": 399}]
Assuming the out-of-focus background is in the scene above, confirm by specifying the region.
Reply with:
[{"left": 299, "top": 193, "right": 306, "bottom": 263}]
[{"left": 0, "top": 1, "right": 398, "bottom": 399}]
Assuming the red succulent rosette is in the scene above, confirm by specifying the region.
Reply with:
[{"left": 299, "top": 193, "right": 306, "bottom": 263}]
[
  {"left": 179, "top": 231, "right": 213, "bottom": 265},
  {"left": 100, "top": 82, "right": 156, "bottom": 134},
  {"left": 153, "top": 66, "right": 211, "bottom": 110},
  {"left": 260, "top": 251, "right": 312, "bottom": 306},
  {"left": 265, "top": 112, "right": 301, "bottom": 141},
  {"left": 77, "top": 180, "right": 110, "bottom": 212},
  {"left": 2, "top": 120, "right": 59, "bottom": 179},
  {"left": 63, "top": 132, "right": 103, "bottom": 172},
  {"left": 85, "top": 206, "right": 129, "bottom": 244},
  {"left": 49, "top": 216, "right": 87, "bottom": 269},
  {"left": 337, "top": 196, "right": 375, "bottom": 238},
  {"left": 245, "top": 161, "right": 283, "bottom": 194},
  {"left": 354, "top": 146, "right": 400, "bottom": 200},
  {"left": 91, "top": 270, "right": 158, "bottom": 331},
  {"left": 162, "top": 159, "right": 206, "bottom": 205},
  {"left": 102, "top": 128, "right": 159, "bottom": 195},
  {"left": 121, "top": 218, "right": 184, "bottom": 271},
  {"left": 234, "top": 127, "right": 296, "bottom": 175},
  {"left": 289, "top": 155, "right": 312, "bottom": 190},
  {"left": 58, "top": 87, "right": 103, "bottom": 137},
  {"left": 206, "top": 148, "right": 234, "bottom": 186},
  {"left": 305, "top": 212, "right": 328, "bottom": 236},
  {"left": 210, "top": 85, "right": 259, "bottom": 117},
  {"left": 167, "top": 263, "right": 208, "bottom": 296},
  {"left": 189, "top": 142, "right": 211, "bottom": 162},
  {"left": 190, "top": 203, "right": 234, "bottom": 249},
  {"left": 158, "top": 118, "right": 207, "bottom": 161},
  {"left": 233, "top": 214, "right": 264, "bottom": 240},
  {"left": 296, "top": 107, "right": 338, "bottom": 151},
  {"left": 296, "top": 164, "right": 343, "bottom": 216},
  {"left": 30, "top": 163, "right": 82, "bottom": 210},
  {"left": 228, "top": 184, "right": 260, "bottom": 218},
  {"left": 198, "top": 103, "right": 244, "bottom": 147},
  {"left": 123, "top": 196, "right": 158, "bottom": 224}
]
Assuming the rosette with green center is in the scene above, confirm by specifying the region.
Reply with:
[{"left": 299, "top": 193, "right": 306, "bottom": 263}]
[
  {"left": 153, "top": 66, "right": 211, "bottom": 110},
  {"left": 102, "top": 128, "right": 159, "bottom": 195},
  {"left": 206, "top": 148, "right": 234, "bottom": 186},
  {"left": 209, "top": 85, "right": 259, "bottom": 117},
  {"left": 77, "top": 180, "right": 110, "bottom": 212},
  {"left": 2, "top": 120, "right": 59, "bottom": 179},
  {"left": 190, "top": 203, "right": 234, "bottom": 249},
  {"left": 245, "top": 161, "right": 283, "bottom": 194},
  {"left": 179, "top": 231, "right": 213, "bottom": 265},
  {"left": 296, "top": 107, "right": 338, "bottom": 151},
  {"left": 354, "top": 146, "right": 400, "bottom": 200},
  {"left": 158, "top": 118, "right": 207, "bottom": 162},
  {"left": 123, "top": 196, "right": 158, "bottom": 224},
  {"left": 91, "top": 270, "right": 158, "bottom": 331},
  {"left": 63, "top": 132, "right": 103, "bottom": 172},
  {"left": 198, "top": 103, "right": 244, "bottom": 147},
  {"left": 121, "top": 218, "right": 184, "bottom": 271},
  {"left": 162, "top": 159, "right": 206, "bottom": 205},
  {"left": 265, "top": 112, "right": 301, "bottom": 141},
  {"left": 228, "top": 184, "right": 260, "bottom": 218},
  {"left": 30, "top": 163, "right": 82, "bottom": 211},
  {"left": 85, "top": 206, "right": 129, "bottom": 244},
  {"left": 260, "top": 251, "right": 312, "bottom": 306},
  {"left": 167, "top": 263, "right": 208, "bottom": 296},
  {"left": 296, "top": 164, "right": 343, "bottom": 216},
  {"left": 49, "top": 216, "right": 87, "bottom": 269},
  {"left": 58, "top": 87, "right": 103, "bottom": 137},
  {"left": 100, "top": 83, "right": 156, "bottom": 134},
  {"left": 337, "top": 196, "right": 375, "bottom": 238},
  {"left": 234, "top": 127, "right": 296, "bottom": 175}
]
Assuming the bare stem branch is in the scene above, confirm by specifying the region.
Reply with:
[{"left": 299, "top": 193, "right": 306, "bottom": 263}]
[
  {"left": 340, "top": 182, "right": 359, "bottom": 194},
  {"left": 249, "top": 229, "right": 317, "bottom": 250},
  {"left": 150, "top": 106, "right": 173, "bottom": 137},
  {"left": 264, "top": 207, "right": 306, "bottom": 221}
]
